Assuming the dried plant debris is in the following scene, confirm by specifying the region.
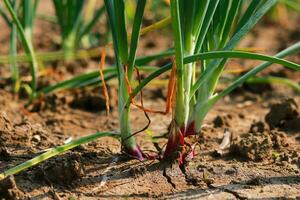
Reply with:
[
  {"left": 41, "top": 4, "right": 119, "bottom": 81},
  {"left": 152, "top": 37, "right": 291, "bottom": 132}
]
[{"left": 214, "top": 128, "right": 233, "bottom": 156}]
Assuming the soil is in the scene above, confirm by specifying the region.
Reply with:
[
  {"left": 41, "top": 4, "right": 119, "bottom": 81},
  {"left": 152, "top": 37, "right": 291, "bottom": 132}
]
[{"left": 0, "top": 3, "right": 300, "bottom": 199}]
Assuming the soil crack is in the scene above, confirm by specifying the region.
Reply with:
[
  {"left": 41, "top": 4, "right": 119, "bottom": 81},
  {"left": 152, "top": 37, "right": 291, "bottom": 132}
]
[
  {"left": 224, "top": 188, "right": 246, "bottom": 200},
  {"left": 162, "top": 168, "right": 176, "bottom": 189}
]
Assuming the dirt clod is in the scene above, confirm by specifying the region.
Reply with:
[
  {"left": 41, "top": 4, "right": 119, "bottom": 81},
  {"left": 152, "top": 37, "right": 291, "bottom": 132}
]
[
  {"left": 29, "top": 93, "right": 69, "bottom": 112},
  {"left": 129, "top": 166, "right": 147, "bottom": 177},
  {"left": 0, "top": 140, "right": 10, "bottom": 159},
  {"left": 0, "top": 176, "right": 24, "bottom": 200},
  {"left": 213, "top": 115, "right": 231, "bottom": 128},
  {"left": 276, "top": 151, "right": 300, "bottom": 167},
  {"left": 0, "top": 112, "right": 13, "bottom": 132},
  {"left": 269, "top": 130, "right": 289, "bottom": 149},
  {"left": 243, "top": 82, "right": 272, "bottom": 94},
  {"left": 231, "top": 132, "right": 273, "bottom": 161},
  {"left": 249, "top": 121, "right": 269, "bottom": 133},
  {"left": 231, "top": 123, "right": 291, "bottom": 161},
  {"left": 265, "top": 98, "right": 299, "bottom": 128},
  {"left": 69, "top": 89, "right": 108, "bottom": 112},
  {"left": 283, "top": 118, "right": 300, "bottom": 132},
  {"left": 38, "top": 153, "right": 85, "bottom": 185}
]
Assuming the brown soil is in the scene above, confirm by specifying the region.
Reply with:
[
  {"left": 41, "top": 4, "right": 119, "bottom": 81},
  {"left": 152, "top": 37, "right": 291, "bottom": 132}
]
[
  {"left": 0, "top": 176, "right": 24, "bottom": 200},
  {"left": 0, "top": 4, "right": 300, "bottom": 200},
  {"left": 0, "top": 80, "right": 299, "bottom": 199}
]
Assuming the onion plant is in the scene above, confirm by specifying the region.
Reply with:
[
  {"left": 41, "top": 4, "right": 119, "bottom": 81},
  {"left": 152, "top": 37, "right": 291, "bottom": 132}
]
[
  {"left": 3, "top": 0, "right": 39, "bottom": 99},
  {"left": 101, "top": 0, "right": 300, "bottom": 163},
  {"left": 20, "top": 0, "right": 39, "bottom": 44},
  {"left": 0, "top": 15, "right": 171, "bottom": 65},
  {"left": 273, "top": 0, "right": 300, "bottom": 15},
  {"left": 267, "top": 0, "right": 300, "bottom": 26},
  {"left": 103, "top": 0, "right": 146, "bottom": 159},
  {"left": 0, "top": 0, "right": 148, "bottom": 180},
  {"left": 1, "top": 44, "right": 299, "bottom": 181},
  {"left": 0, "top": 0, "right": 39, "bottom": 94},
  {"left": 279, "top": 0, "right": 300, "bottom": 10},
  {"left": 0, "top": 0, "right": 19, "bottom": 93},
  {"left": 160, "top": 0, "right": 300, "bottom": 163},
  {"left": 52, "top": 0, "right": 105, "bottom": 59}
]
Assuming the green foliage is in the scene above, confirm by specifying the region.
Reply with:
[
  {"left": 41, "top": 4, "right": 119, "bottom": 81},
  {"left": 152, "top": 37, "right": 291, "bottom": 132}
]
[
  {"left": 0, "top": 0, "right": 39, "bottom": 94},
  {"left": 104, "top": 0, "right": 146, "bottom": 158},
  {"left": 162, "top": 0, "right": 300, "bottom": 160},
  {"left": 3, "top": 0, "right": 39, "bottom": 99},
  {"left": 52, "top": 0, "right": 106, "bottom": 59},
  {"left": 1, "top": 0, "right": 300, "bottom": 178}
]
